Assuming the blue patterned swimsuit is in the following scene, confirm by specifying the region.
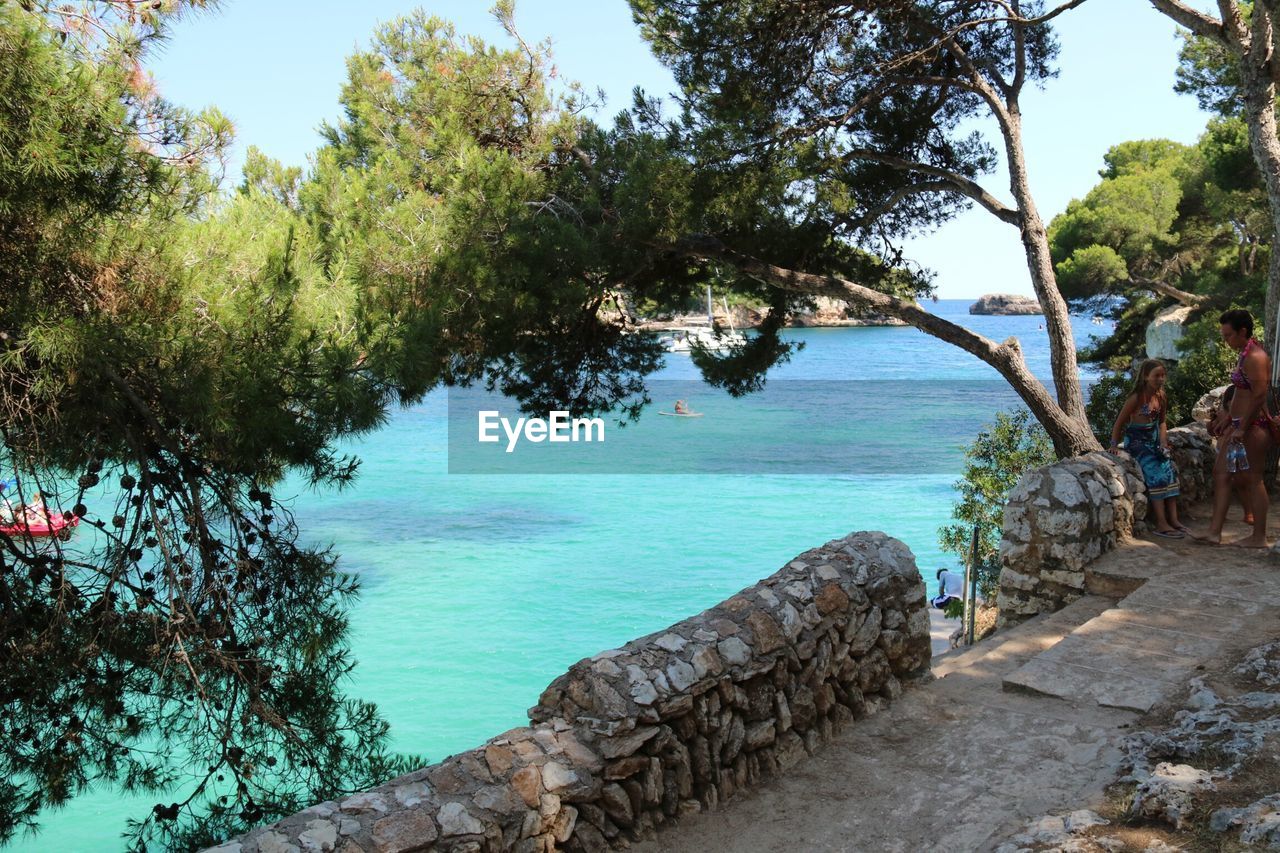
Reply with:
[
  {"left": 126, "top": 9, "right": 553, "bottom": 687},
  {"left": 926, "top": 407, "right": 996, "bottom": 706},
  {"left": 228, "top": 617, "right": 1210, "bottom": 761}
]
[{"left": 1124, "top": 398, "right": 1179, "bottom": 500}]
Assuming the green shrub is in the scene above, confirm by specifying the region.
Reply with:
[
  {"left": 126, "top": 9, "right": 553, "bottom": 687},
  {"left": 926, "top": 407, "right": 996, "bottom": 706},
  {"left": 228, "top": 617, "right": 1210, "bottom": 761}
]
[{"left": 939, "top": 409, "right": 1055, "bottom": 600}]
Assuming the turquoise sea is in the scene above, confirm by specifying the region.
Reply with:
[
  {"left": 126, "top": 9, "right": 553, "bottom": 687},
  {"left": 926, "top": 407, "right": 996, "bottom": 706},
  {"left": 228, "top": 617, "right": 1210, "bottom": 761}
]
[{"left": 15, "top": 300, "right": 1107, "bottom": 851}]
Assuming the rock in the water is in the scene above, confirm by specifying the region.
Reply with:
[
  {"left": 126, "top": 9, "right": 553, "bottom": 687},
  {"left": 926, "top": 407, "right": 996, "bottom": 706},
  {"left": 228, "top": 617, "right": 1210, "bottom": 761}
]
[{"left": 969, "top": 293, "right": 1042, "bottom": 315}]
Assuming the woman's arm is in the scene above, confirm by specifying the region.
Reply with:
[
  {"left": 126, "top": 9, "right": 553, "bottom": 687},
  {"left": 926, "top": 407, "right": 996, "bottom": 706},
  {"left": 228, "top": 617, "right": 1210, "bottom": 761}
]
[
  {"left": 1110, "top": 395, "right": 1137, "bottom": 450},
  {"left": 1159, "top": 402, "right": 1170, "bottom": 449}
]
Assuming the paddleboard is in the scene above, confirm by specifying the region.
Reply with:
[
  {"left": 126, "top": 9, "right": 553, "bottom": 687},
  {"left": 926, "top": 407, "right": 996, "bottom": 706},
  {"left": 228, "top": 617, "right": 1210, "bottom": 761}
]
[{"left": 658, "top": 411, "right": 703, "bottom": 417}]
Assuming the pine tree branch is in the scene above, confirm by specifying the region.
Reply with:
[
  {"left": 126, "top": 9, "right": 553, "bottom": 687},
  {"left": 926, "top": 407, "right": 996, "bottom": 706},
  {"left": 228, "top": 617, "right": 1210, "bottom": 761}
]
[
  {"left": 1131, "top": 277, "right": 1209, "bottom": 307},
  {"left": 664, "top": 234, "right": 1100, "bottom": 455},
  {"left": 672, "top": 235, "right": 1004, "bottom": 358},
  {"left": 841, "top": 149, "right": 1022, "bottom": 225},
  {"left": 1149, "top": 0, "right": 1226, "bottom": 41},
  {"left": 847, "top": 180, "right": 965, "bottom": 228}
]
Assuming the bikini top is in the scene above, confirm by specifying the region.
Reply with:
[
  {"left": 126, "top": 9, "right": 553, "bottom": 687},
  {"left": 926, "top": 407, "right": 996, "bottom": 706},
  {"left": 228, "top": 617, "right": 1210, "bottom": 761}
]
[
  {"left": 1231, "top": 338, "right": 1261, "bottom": 390},
  {"left": 1133, "top": 393, "right": 1163, "bottom": 425}
]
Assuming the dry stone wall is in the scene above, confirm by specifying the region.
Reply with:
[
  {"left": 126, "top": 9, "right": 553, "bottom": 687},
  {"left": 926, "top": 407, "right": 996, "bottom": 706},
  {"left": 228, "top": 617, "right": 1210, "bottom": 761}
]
[
  {"left": 997, "top": 451, "right": 1148, "bottom": 628},
  {"left": 206, "top": 531, "right": 930, "bottom": 853},
  {"left": 997, "top": 424, "right": 1215, "bottom": 628},
  {"left": 1166, "top": 422, "right": 1214, "bottom": 505}
]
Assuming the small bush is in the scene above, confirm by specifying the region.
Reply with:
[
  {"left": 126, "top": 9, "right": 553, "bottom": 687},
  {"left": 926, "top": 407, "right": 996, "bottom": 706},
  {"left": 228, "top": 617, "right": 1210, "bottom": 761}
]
[{"left": 939, "top": 409, "right": 1055, "bottom": 600}]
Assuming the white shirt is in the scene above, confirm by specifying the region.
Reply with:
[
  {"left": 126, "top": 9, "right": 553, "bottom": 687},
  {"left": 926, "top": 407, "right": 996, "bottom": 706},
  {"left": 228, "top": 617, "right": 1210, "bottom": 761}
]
[{"left": 938, "top": 569, "right": 965, "bottom": 598}]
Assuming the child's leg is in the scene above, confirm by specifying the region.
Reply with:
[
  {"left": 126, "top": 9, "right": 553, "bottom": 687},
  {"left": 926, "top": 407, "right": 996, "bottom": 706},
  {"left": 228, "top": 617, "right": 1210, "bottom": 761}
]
[
  {"left": 1237, "top": 482, "right": 1255, "bottom": 523},
  {"left": 1150, "top": 497, "right": 1172, "bottom": 532},
  {"left": 1164, "top": 497, "right": 1181, "bottom": 529}
]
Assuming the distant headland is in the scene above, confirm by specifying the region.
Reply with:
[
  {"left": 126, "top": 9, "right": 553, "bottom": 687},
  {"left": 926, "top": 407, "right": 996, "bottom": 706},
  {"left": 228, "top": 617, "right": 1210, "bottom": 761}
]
[
  {"left": 968, "top": 293, "right": 1042, "bottom": 315},
  {"left": 634, "top": 295, "right": 910, "bottom": 330}
]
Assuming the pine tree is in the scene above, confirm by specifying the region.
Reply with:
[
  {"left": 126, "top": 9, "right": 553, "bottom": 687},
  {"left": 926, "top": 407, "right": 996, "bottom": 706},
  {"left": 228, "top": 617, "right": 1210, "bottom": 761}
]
[{"left": 0, "top": 7, "right": 417, "bottom": 849}]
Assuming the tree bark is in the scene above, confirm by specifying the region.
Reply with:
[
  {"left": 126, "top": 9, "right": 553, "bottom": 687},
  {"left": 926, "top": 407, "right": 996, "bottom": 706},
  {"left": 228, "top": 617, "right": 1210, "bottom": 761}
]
[
  {"left": 998, "top": 107, "right": 1090, "bottom": 425},
  {"left": 675, "top": 236, "right": 1104, "bottom": 458},
  {"left": 1237, "top": 5, "right": 1280, "bottom": 358},
  {"left": 1132, "top": 277, "right": 1209, "bottom": 307},
  {"left": 932, "top": 18, "right": 1092, "bottom": 436}
]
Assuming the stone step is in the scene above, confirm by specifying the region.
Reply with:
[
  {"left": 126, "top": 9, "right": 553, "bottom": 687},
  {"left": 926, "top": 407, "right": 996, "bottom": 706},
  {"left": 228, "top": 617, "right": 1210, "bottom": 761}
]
[
  {"left": 1002, "top": 576, "right": 1263, "bottom": 713},
  {"left": 1083, "top": 538, "right": 1198, "bottom": 598},
  {"left": 1002, "top": 656, "right": 1171, "bottom": 713},
  {"left": 932, "top": 595, "right": 1115, "bottom": 681}
]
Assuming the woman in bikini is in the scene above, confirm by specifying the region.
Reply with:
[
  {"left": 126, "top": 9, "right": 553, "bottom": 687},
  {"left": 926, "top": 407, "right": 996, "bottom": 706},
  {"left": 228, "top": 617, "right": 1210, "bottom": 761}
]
[{"left": 1196, "top": 309, "right": 1272, "bottom": 547}]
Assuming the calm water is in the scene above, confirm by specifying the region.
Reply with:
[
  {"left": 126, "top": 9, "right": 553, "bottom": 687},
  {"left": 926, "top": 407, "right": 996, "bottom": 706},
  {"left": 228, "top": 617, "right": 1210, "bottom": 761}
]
[{"left": 16, "top": 300, "right": 1107, "bottom": 851}]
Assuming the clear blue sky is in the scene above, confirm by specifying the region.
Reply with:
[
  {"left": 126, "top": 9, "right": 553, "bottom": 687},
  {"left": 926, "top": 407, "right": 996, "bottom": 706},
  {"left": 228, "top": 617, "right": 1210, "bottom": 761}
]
[{"left": 149, "top": 1, "right": 1213, "bottom": 299}]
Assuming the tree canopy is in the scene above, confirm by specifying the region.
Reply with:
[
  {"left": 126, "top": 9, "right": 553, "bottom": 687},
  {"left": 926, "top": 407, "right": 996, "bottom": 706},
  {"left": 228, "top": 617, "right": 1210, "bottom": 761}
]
[
  {"left": 1045, "top": 117, "right": 1267, "bottom": 435},
  {"left": 1149, "top": 0, "right": 1280, "bottom": 353},
  {"left": 0, "top": 6, "right": 416, "bottom": 848},
  {"left": 617, "top": 0, "right": 1104, "bottom": 455},
  {"left": 1049, "top": 121, "right": 1266, "bottom": 314}
]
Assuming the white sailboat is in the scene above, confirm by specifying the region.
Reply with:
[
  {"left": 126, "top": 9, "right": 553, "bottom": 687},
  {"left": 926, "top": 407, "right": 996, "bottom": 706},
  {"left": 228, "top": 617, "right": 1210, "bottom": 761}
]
[{"left": 658, "top": 286, "right": 747, "bottom": 354}]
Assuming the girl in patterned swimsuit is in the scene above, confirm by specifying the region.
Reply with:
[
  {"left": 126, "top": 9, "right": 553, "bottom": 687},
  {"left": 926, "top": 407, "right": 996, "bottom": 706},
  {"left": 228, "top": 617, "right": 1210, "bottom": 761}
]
[{"left": 1110, "top": 359, "right": 1184, "bottom": 538}]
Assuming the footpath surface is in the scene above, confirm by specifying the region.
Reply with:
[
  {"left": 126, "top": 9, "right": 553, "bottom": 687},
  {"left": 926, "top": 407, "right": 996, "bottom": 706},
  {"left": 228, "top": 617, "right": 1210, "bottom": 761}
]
[{"left": 631, "top": 508, "right": 1280, "bottom": 853}]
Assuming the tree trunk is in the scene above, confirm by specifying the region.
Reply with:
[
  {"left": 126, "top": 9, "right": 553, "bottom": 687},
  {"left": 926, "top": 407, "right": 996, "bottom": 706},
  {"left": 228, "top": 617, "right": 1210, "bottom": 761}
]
[
  {"left": 1237, "top": 6, "right": 1280, "bottom": 357},
  {"left": 1001, "top": 108, "right": 1090, "bottom": 424},
  {"left": 675, "top": 237, "right": 1104, "bottom": 458},
  {"left": 1235, "top": 5, "right": 1280, "bottom": 489}
]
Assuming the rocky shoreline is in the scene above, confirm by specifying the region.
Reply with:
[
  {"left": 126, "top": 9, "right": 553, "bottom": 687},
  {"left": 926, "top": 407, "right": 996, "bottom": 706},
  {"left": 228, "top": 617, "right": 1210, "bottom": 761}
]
[{"left": 636, "top": 296, "right": 908, "bottom": 331}]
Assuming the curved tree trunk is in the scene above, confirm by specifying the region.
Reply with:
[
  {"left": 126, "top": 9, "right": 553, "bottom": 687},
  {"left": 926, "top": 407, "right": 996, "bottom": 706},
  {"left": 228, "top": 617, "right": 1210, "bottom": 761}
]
[
  {"left": 675, "top": 237, "right": 1104, "bottom": 458},
  {"left": 1002, "top": 108, "right": 1090, "bottom": 424},
  {"left": 1132, "top": 277, "right": 1209, "bottom": 307},
  {"left": 1238, "top": 11, "right": 1280, "bottom": 358}
]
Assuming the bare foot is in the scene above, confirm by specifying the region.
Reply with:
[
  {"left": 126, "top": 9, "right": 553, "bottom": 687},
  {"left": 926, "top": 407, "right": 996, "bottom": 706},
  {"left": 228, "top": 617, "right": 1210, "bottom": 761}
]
[
  {"left": 1189, "top": 529, "right": 1221, "bottom": 544},
  {"left": 1226, "top": 535, "right": 1269, "bottom": 549}
]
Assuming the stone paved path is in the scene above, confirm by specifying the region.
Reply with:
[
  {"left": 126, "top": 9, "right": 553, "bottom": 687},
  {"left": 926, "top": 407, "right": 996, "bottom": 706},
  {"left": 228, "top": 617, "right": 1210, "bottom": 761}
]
[{"left": 631, "top": 508, "right": 1280, "bottom": 853}]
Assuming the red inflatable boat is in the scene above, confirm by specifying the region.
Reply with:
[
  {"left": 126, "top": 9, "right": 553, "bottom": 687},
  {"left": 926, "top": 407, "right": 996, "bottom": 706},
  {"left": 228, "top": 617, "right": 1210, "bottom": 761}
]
[{"left": 0, "top": 510, "right": 79, "bottom": 540}]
